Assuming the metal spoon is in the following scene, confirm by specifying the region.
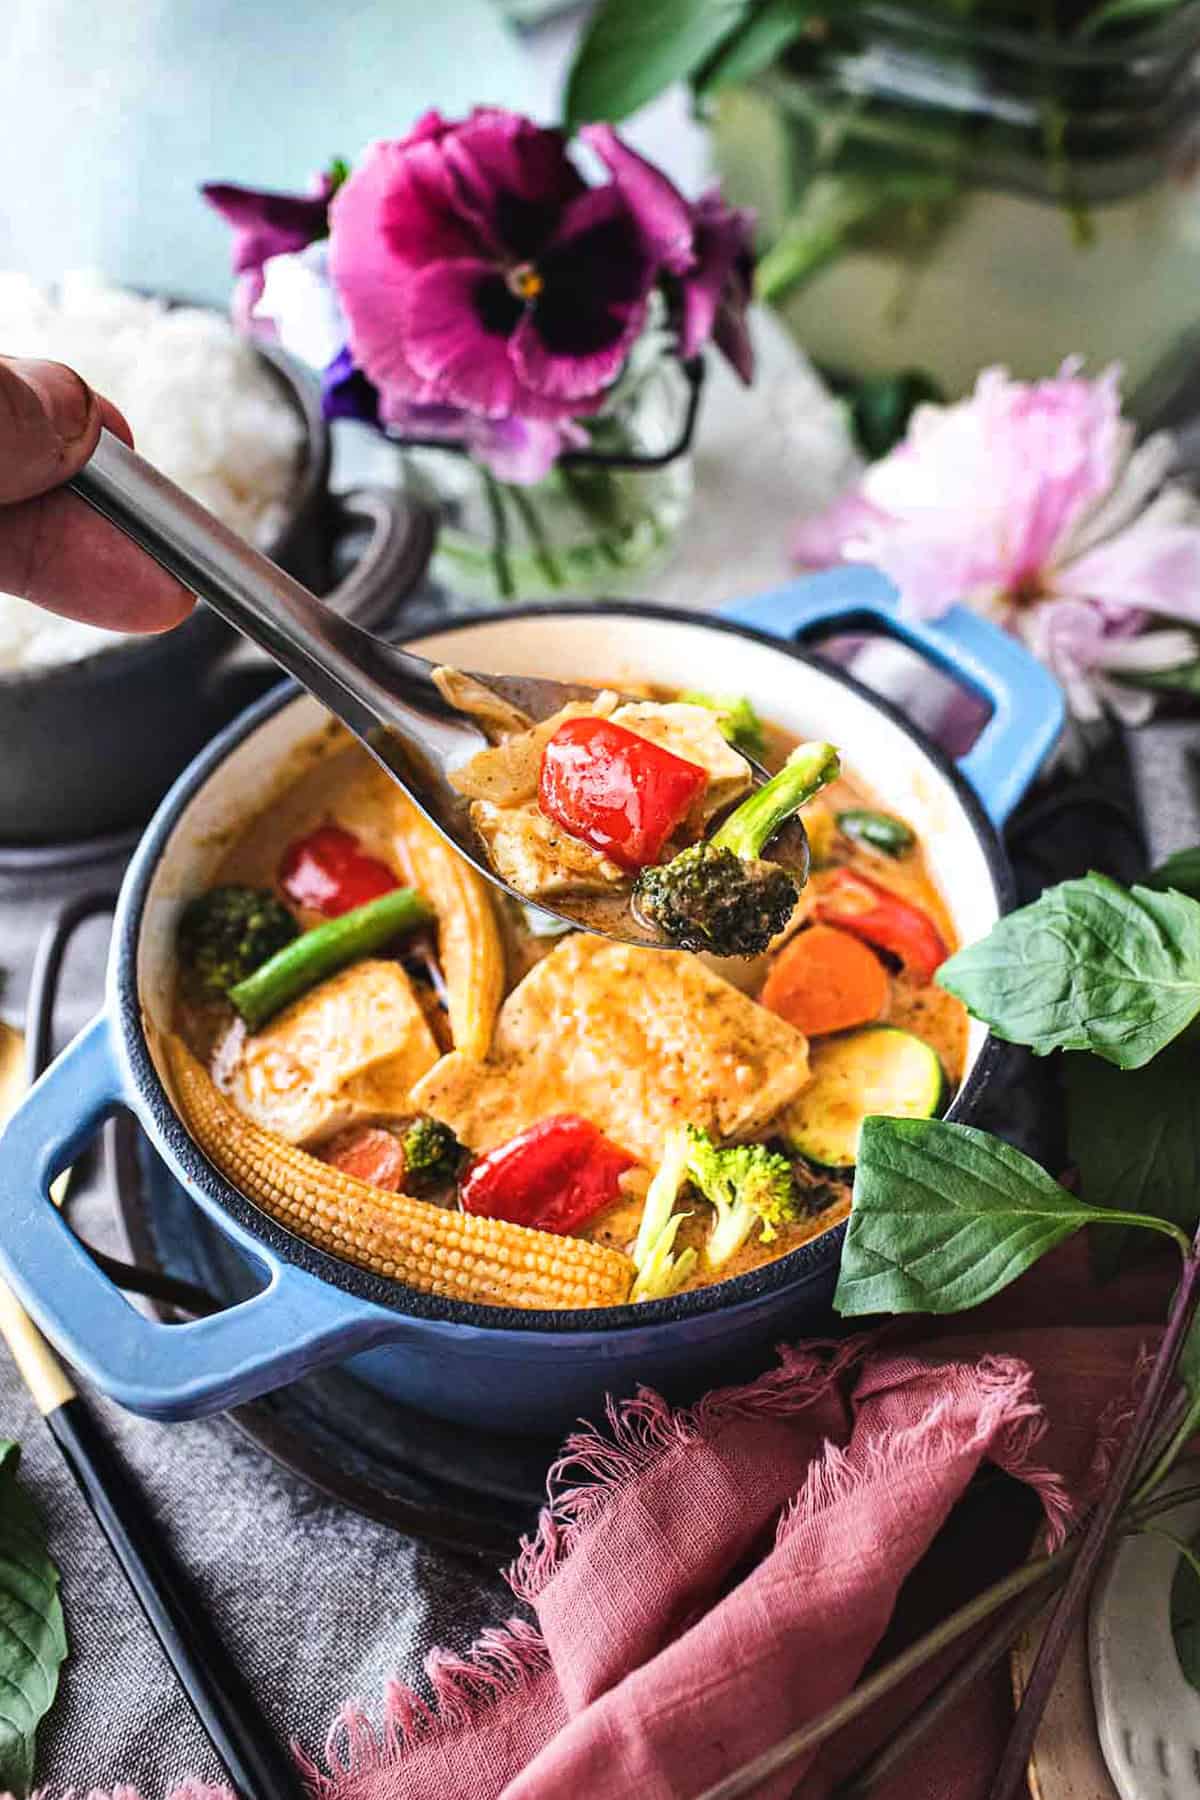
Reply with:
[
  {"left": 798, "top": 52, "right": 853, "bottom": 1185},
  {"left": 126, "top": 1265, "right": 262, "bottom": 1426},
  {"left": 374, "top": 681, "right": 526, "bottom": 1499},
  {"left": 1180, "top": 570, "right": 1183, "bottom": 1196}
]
[{"left": 69, "top": 430, "right": 798, "bottom": 945}]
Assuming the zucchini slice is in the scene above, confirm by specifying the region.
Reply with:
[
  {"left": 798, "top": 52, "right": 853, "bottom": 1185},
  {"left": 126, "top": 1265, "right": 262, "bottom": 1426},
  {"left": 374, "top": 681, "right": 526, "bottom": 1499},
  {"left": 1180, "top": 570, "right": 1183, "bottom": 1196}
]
[{"left": 785, "top": 1026, "right": 945, "bottom": 1168}]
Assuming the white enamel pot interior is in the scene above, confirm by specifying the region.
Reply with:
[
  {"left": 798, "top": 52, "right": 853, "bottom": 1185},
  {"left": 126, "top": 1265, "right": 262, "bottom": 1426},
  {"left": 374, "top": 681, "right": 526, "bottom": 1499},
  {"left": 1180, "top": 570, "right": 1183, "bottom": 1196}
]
[
  {"left": 119, "top": 603, "right": 1011, "bottom": 1427},
  {"left": 139, "top": 605, "right": 1002, "bottom": 1109}
]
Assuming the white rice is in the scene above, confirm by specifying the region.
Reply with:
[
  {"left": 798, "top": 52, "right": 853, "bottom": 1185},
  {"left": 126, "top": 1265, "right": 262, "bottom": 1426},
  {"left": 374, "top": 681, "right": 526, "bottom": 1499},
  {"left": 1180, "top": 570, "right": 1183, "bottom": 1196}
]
[{"left": 0, "top": 272, "right": 305, "bottom": 671}]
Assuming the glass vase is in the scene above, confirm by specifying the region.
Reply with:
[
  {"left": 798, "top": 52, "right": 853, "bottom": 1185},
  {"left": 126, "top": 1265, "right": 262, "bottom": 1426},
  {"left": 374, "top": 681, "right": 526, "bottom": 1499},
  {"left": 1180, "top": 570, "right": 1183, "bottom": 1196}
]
[
  {"left": 408, "top": 354, "right": 696, "bottom": 606},
  {"left": 712, "top": 0, "right": 1200, "bottom": 412}
]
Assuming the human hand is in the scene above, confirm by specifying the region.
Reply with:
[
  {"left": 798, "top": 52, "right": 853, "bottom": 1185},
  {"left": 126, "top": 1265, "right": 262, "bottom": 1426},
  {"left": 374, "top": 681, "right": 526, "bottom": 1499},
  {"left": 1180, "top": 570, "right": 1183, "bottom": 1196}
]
[{"left": 0, "top": 356, "right": 192, "bottom": 631}]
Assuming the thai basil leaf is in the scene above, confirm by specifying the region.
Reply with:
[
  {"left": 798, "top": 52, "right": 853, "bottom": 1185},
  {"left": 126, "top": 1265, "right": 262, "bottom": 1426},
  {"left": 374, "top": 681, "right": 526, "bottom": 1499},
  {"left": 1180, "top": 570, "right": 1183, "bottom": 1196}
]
[
  {"left": 834, "top": 1116, "right": 1143, "bottom": 1317},
  {"left": 1149, "top": 849, "right": 1200, "bottom": 902},
  {"left": 1065, "top": 1043, "right": 1200, "bottom": 1281},
  {"left": 1170, "top": 1531, "right": 1200, "bottom": 1692},
  {"left": 694, "top": 0, "right": 810, "bottom": 95},
  {"left": 0, "top": 1441, "right": 66, "bottom": 1796},
  {"left": 565, "top": 0, "right": 752, "bottom": 127},
  {"left": 937, "top": 873, "right": 1200, "bottom": 1070}
]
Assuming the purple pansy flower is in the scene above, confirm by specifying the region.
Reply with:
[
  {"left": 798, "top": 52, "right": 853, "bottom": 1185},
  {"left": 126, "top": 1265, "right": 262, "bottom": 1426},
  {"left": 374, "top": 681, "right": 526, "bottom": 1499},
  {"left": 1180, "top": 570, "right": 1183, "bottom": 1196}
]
[
  {"left": 321, "top": 344, "right": 381, "bottom": 425},
  {"left": 583, "top": 126, "right": 756, "bottom": 384},
  {"left": 320, "top": 344, "right": 584, "bottom": 483},
  {"left": 328, "top": 108, "right": 659, "bottom": 427},
  {"left": 202, "top": 164, "right": 344, "bottom": 332}
]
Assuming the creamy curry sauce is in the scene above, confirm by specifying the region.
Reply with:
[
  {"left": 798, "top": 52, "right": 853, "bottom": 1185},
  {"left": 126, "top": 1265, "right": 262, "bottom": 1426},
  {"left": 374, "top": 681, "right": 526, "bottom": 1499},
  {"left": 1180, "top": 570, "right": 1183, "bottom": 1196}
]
[{"left": 173, "top": 709, "right": 967, "bottom": 1298}]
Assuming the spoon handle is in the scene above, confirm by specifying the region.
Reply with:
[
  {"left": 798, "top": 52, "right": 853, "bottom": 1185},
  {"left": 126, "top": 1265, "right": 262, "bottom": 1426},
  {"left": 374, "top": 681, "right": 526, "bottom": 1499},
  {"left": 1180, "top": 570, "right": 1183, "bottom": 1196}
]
[{"left": 69, "top": 430, "right": 468, "bottom": 757}]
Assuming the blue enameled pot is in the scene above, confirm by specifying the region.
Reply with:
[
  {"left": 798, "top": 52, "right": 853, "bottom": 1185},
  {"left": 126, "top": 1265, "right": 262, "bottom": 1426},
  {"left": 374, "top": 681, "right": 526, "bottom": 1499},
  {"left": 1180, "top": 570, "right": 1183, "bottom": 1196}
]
[{"left": 0, "top": 572, "right": 1063, "bottom": 1432}]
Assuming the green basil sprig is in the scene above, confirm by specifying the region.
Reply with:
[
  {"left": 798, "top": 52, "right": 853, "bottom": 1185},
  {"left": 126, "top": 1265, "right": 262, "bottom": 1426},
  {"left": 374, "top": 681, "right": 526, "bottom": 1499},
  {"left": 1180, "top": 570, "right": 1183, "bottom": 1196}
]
[
  {"left": 937, "top": 872, "right": 1200, "bottom": 1070},
  {"left": 834, "top": 1116, "right": 1189, "bottom": 1317},
  {"left": 835, "top": 864, "right": 1200, "bottom": 1317},
  {"left": 0, "top": 1442, "right": 66, "bottom": 1796}
]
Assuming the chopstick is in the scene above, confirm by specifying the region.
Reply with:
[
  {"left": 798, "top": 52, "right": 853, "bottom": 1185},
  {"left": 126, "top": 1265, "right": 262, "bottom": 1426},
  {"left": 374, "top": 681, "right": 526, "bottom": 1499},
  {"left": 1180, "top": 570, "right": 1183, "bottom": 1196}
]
[{"left": 0, "top": 1021, "right": 306, "bottom": 1800}]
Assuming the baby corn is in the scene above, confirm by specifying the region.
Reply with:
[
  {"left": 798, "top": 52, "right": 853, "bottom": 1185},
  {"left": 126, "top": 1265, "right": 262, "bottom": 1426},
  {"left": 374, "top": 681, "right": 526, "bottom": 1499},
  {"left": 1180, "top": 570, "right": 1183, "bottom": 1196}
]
[{"left": 167, "top": 1038, "right": 633, "bottom": 1310}]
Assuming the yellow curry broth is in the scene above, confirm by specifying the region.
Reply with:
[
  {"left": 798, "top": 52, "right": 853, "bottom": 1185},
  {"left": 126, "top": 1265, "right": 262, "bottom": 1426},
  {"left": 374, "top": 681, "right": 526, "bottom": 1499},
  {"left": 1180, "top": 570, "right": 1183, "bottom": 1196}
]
[{"left": 173, "top": 713, "right": 968, "bottom": 1298}]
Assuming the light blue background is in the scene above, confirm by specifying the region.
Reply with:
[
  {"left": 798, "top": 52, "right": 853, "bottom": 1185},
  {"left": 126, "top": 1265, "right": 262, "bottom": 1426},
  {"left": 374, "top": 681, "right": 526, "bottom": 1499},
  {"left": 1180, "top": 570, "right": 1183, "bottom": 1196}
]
[{"left": 2, "top": 0, "right": 537, "bottom": 305}]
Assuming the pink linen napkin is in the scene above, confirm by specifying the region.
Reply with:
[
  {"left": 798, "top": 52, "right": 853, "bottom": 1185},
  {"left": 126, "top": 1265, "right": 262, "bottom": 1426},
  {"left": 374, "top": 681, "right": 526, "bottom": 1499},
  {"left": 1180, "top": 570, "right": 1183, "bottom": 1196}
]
[{"left": 74, "top": 1240, "right": 1167, "bottom": 1800}]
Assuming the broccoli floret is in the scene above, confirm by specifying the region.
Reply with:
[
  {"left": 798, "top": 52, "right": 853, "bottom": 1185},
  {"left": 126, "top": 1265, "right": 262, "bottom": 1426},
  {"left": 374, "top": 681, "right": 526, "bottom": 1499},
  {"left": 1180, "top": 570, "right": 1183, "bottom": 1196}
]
[
  {"left": 634, "top": 844, "right": 798, "bottom": 957},
  {"left": 177, "top": 886, "right": 298, "bottom": 997},
  {"left": 630, "top": 1126, "right": 698, "bottom": 1301},
  {"left": 678, "top": 691, "right": 767, "bottom": 759},
  {"left": 684, "top": 1126, "right": 801, "bottom": 1267},
  {"left": 710, "top": 740, "right": 841, "bottom": 863},
  {"left": 402, "top": 1117, "right": 465, "bottom": 1193},
  {"left": 633, "top": 741, "right": 841, "bottom": 958}
]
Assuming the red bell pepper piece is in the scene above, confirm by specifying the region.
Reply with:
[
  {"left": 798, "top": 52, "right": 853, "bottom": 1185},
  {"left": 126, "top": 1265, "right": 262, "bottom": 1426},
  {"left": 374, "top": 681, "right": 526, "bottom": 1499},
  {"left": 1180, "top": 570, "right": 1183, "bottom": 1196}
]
[
  {"left": 460, "top": 1114, "right": 635, "bottom": 1235},
  {"left": 279, "top": 824, "right": 398, "bottom": 917},
  {"left": 539, "top": 716, "right": 708, "bottom": 873},
  {"left": 815, "top": 868, "right": 948, "bottom": 982}
]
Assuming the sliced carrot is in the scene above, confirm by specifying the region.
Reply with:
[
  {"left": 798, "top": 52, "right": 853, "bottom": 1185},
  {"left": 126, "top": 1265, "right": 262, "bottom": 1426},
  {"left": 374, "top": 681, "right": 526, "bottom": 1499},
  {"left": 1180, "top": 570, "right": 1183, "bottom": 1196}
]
[
  {"left": 760, "top": 923, "right": 889, "bottom": 1038},
  {"left": 320, "top": 1124, "right": 407, "bottom": 1191}
]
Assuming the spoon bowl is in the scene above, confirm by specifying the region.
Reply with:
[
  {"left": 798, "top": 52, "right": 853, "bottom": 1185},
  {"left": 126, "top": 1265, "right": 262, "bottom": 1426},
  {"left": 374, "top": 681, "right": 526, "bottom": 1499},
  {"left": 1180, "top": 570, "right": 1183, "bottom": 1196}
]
[{"left": 69, "top": 430, "right": 794, "bottom": 947}]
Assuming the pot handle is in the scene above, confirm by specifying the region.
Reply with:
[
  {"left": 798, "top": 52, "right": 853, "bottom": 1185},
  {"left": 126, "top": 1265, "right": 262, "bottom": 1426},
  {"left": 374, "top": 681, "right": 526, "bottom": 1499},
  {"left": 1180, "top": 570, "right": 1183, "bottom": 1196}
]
[
  {"left": 721, "top": 566, "right": 1064, "bottom": 825},
  {"left": 0, "top": 1016, "right": 401, "bottom": 1420}
]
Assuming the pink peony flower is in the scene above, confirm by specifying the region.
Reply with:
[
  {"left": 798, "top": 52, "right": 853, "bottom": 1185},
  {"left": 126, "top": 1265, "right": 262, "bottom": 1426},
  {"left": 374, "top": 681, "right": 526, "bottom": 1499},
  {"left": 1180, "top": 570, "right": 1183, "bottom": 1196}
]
[
  {"left": 793, "top": 361, "right": 1200, "bottom": 721},
  {"left": 328, "top": 109, "right": 659, "bottom": 428}
]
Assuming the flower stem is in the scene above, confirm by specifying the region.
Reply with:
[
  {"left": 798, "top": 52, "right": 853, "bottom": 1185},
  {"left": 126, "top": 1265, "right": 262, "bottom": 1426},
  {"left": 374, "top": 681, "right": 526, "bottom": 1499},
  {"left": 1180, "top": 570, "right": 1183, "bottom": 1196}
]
[
  {"left": 989, "top": 1227, "right": 1200, "bottom": 1800},
  {"left": 505, "top": 483, "right": 567, "bottom": 591},
  {"left": 479, "top": 468, "right": 515, "bottom": 600},
  {"left": 830, "top": 1577, "right": 1060, "bottom": 1799},
  {"left": 691, "top": 1542, "right": 1077, "bottom": 1800},
  {"left": 558, "top": 465, "right": 627, "bottom": 569},
  {"left": 1132, "top": 1388, "right": 1200, "bottom": 1508},
  {"left": 1133, "top": 1477, "right": 1200, "bottom": 1522}
]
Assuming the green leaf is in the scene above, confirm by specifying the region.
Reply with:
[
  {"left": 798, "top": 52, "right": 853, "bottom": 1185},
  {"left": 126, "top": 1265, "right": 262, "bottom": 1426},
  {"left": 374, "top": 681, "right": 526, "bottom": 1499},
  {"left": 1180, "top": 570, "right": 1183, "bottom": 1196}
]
[
  {"left": 1169, "top": 1529, "right": 1200, "bottom": 1690},
  {"left": 0, "top": 1441, "right": 66, "bottom": 1796},
  {"left": 1116, "top": 656, "right": 1200, "bottom": 696},
  {"left": 1149, "top": 849, "right": 1200, "bottom": 902},
  {"left": 832, "top": 1116, "right": 1178, "bottom": 1318},
  {"left": 694, "top": 0, "right": 810, "bottom": 96},
  {"left": 937, "top": 873, "right": 1200, "bottom": 1071},
  {"left": 1065, "top": 1042, "right": 1200, "bottom": 1281},
  {"left": 1079, "top": 0, "right": 1185, "bottom": 37},
  {"left": 565, "top": 0, "right": 752, "bottom": 127}
]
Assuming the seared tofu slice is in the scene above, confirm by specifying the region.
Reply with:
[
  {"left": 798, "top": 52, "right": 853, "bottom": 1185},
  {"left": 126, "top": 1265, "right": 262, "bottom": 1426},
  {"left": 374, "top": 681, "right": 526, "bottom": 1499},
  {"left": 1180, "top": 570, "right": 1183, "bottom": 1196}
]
[
  {"left": 223, "top": 959, "right": 440, "bottom": 1145},
  {"left": 471, "top": 798, "right": 625, "bottom": 898},
  {"left": 410, "top": 933, "right": 810, "bottom": 1164}
]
